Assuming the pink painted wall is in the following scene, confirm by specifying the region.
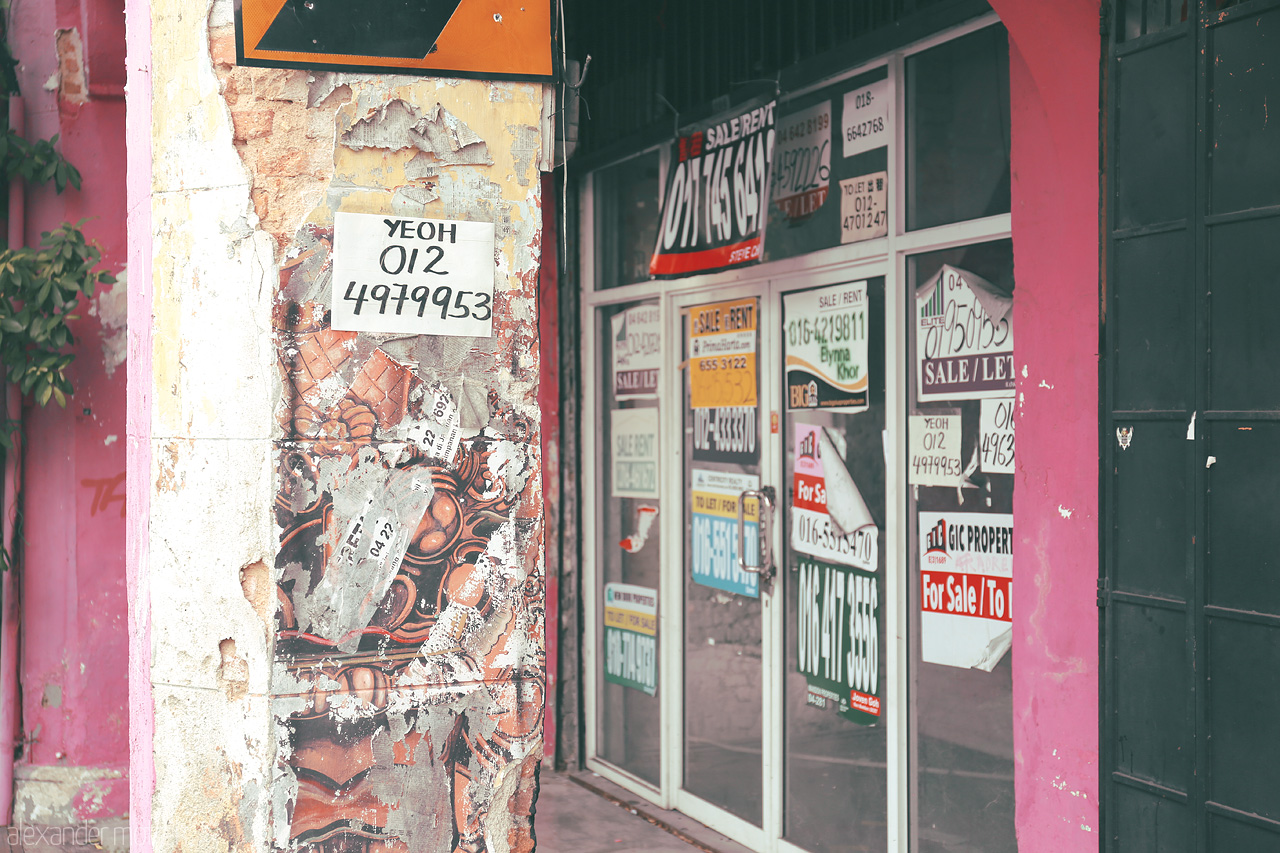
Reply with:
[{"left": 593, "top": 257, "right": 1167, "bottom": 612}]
[
  {"left": 988, "top": 1, "right": 1102, "bottom": 849},
  {"left": 10, "top": 0, "right": 130, "bottom": 820},
  {"left": 123, "top": 0, "right": 154, "bottom": 844}
]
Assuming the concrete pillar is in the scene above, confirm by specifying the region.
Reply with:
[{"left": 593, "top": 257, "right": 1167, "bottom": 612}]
[{"left": 127, "top": 1, "right": 547, "bottom": 850}]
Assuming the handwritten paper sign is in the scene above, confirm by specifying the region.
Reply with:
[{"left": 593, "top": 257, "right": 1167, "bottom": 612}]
[
  {"left": 772, "top": 101, "right": 832, "bottom": 222},
  {"left": 908, "top": 413, "right": 962, "bottom": 487},
  {"left": 842, "top": 78, "right": 889, "bottom": 158},
  {"left": 784, "top": 282, "right": 869, "bottom": 413},
  {"left": 839, "top": 172, "right": 888, "bottom": 244},
  {"left": 916, "top": 264, "right": 1014, "bottom": 402},
  {"left": 919, "top": 511, "right": 1013, "bottom": 670},
  {"left": 611, "top": 408, "right": 660, "bottom": 499},
  {"left": 332, "top": 212, "right": 495, "bottom": 337},
  {"left": 979, "top": 397, "right": 1015, "bottom": 475}
]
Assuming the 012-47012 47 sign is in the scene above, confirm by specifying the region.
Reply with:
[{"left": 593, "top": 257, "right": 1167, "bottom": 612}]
[{"left": 331, "top": 211, "right": 497, "bottom": 337}]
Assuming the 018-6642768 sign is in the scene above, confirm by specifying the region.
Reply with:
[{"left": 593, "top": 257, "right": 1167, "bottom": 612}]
[{"left": 331, "top": 211, "right": 497, "bottom": 337}]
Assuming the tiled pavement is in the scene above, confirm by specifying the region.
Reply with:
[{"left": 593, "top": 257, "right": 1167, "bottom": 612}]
[
  {"left": 0, "top": 774, "right": 749, "bottom": 853},
  {"left": 536, "top": 772, "right": 755, "bottom": 853}
]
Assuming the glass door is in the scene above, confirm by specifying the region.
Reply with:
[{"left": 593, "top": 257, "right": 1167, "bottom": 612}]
[
  {"left": 669, "top": 272, "right": 891, "bottom": 853},
  {"left": 674, "top": 284, "right": 776, "bottom": 849},
  {"left": 777, "top": 276, "right": 889, "bottom": 853}
]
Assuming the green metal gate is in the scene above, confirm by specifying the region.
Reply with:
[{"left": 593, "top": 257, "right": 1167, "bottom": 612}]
[{"left": 1102, "top": 1, "right": 1280, "bottom": 850}]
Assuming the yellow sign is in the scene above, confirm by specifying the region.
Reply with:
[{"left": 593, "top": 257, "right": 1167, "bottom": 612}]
[
  {"left": 236, "top": 0, "right": 555, "bottom": 80},
  {"left": 688, "top": 298, "right": 758, "bottom": 409}
]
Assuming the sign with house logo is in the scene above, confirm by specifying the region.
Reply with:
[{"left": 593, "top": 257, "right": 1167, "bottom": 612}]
[
  {"left": 236, "top": 0, "right": 554, "bottom": 80},
  {"left": 783, "top": 281, "right": 870, "bottom": 413},
  {"left": 918, "top": 511, "right": 1014, "bottom": 671},
  {"left": 915, "top": 264, "right": 1014, "bottom": 402}
]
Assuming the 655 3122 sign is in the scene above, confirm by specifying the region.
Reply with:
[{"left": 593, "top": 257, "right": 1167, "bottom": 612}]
[{"left": 331, "top": 212, "right": 496, "bottom": 337}]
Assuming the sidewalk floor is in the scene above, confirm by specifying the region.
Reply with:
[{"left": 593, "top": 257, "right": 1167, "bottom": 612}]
[{"left": 536, "top": 772, "right": 755, "bottom": 853}]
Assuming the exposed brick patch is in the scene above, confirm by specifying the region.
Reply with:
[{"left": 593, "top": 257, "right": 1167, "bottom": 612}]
[
  {"left": 54, "top": 28, "right": 88, "bottom": 105},
  {"left": 209, "top": 25, "right": 343, "bottom": 254}
]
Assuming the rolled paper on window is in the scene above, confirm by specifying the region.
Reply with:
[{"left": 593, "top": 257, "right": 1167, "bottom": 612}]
[
  {"left": 819, "top": 427, "right": 875, "bottom": 537},
  {"left": 620, "top": 505, "right": 659, "bottom": 553}
]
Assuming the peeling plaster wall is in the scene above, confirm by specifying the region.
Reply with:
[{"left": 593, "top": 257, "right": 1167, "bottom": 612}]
[{"left": 132, "top": 0, "right": 546, "bottom": 850}]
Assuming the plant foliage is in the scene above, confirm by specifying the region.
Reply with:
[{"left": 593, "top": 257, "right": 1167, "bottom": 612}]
[{"left": 0, "top": 128, "right": 114, "bottom": 441}]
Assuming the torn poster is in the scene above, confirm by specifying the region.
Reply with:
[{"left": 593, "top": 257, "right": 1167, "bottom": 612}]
[
  {"left": 908, "top": 413, "right": 963, "bottom": 487},
  {"left": 791, "top": 424, "right": 877, "bottom": 571},
  {"left": 772, "top": 101, "right": 832, "bottom": 222},
  {"left": 302, "top": 467, "right": 436, "bottom": 652},
  {"left": 604, "top": 583, "right": 658, "bottom": 695},
  {"left": 620, "top": 505, "right": 659, "bottom": 553},
  {"left": 650, "top": 101, "right": 776, "bottom": 278},
  {"left": 401, "top": 383, "right": 462, "bottom": 462},
  {"left": 916, "top": 264, "right": 1014, "bottom": 402},
  {"left": 690, "top": 468, "right": 761, "bottom": 598},
  {"left": 611, "top": 407, "right": 660, "bottom": 499},
  {"left": 612, "top": 304, "right": 661, "bottom": 400},
  {"left": 918, "top": 511, "right": 1013, "bottom": 670},
  {"left": 796, "top": 556, "right": 880, "bottom": 723},
  {"left": 979, "top": 397, "right": 1015, "bottom": 474},
  {"left": 784, "top": 281, "right": 870, "bottom": 413}
]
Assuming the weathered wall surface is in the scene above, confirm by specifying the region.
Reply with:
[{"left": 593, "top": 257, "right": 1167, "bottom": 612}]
[
  {"left": 131, "top": 0, "right": 546, "bottom": 850},
  {"left": 987, "top": 2, "right": 1102, "bottom": 850},
  {"left": 10, "top": 0, "right": 130, "bottom": 829}
]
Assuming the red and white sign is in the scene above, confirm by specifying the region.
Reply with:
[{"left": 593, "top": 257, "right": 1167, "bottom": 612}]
[
  {"left": 791, "top": 423, "right": 877, "bottom": 571},
  {"left": 918, "top": 511, "right": 1013, "bottom": 671}
]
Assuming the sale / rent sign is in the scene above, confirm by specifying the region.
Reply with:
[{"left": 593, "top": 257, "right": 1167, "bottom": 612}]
[
  {"left": 331, "top": 212, "right": 495, "bottom": 337},
  {"left": 918, "top": 511, "right": 1013, "bottom": 671}
]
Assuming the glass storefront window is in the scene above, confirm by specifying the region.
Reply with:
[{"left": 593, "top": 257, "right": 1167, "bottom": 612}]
[
  {"left": 782, "top": 278, "right": 888, "bottom": 853},
  {"left": 596, "top": 301, "right": 663, "bottom": 785},
  {"left": 906, "top": 25, "right": 1011, "bottom": 231},
  {"left": 907, "top": 240, "right": 1016, "bottom": 853},
  {"left": 593, "top": 151, "right": 662, "bottom": 289}
]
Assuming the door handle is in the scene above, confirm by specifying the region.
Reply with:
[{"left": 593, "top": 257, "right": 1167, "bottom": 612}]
[{"left": 738, "top": 486, "right": 776, "bottom": 578}]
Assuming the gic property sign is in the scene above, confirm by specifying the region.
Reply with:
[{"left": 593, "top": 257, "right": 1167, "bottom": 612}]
[
  {"left": 918, "top": 511, "right": 1013, "bottom": 671},
  {"left": 236, "top": 0, "right": 555, "bottom": 80},
  {"left": 650, "top": 102, "right": 777, "bottom": 278},
  {"left": 604, "top": 583, "right": 658, "bottom": 695},
  {"left": 916, "top": 264, "right": 1014, "bottom": 402},
  {"left": 784, "top": 281, "right": 870, "bottom": 413},
  {"left": 331, "top": 212, "right": 495, "bottom": 337}
]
